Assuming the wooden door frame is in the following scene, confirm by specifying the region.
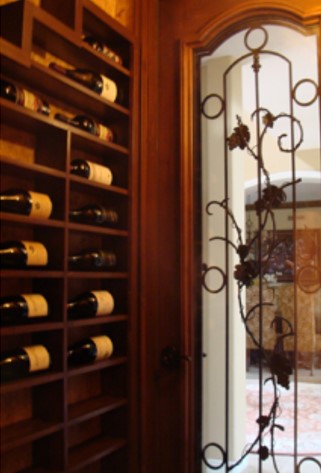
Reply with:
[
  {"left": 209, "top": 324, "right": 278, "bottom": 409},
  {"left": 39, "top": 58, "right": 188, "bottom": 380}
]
[{"left": 179, "top": 5, "right": 321, "bottom": 472}]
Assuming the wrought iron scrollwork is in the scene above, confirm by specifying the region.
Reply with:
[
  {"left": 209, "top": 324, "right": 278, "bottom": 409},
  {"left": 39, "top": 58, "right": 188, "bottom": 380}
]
[{"left": 201, "top": 25, "right": 320, "bottom": 472}]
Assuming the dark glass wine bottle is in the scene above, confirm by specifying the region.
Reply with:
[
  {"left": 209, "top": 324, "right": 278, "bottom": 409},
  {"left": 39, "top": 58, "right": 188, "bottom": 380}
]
[
  {"left": 49, "top": 62, "right": 118, "bottom": 102},
  {"left": 68, "top": 249, "right": 117, "bottom": 271},
  {"left": 82, "top": 34, "right": 123, "bottom": 65},
  {"left": 0, "top": 294, "right": 49, "bottom": 325},
  {"left": 1, "top": 79, "right": 50, "bottom": 115},
  {"left": 68, "top": 290, "right": 114, "bottom": 319},
  {"left": 0, "top": 344, "right": 51, "bottom": 381},
  {"left": 68, "top": 335, "right": 113, "bottom": 366},
  {"left": 0, "top": 240, "right": 48, "bottom": 268},
  {"left": 54, "top": 113, "right": 114, "bottom": 142},
  {"left": 70, "top": 159, "right": 113, "bottom": 186},
  {"left": 69, "top": 204, "right": 118, "bottom": 226},
  {"left": 0, "top": 189, "right": 53, "bottom": 219}
]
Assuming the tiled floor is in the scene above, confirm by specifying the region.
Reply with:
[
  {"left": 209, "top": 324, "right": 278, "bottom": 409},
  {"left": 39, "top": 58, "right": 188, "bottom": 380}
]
[
  {"left": 237, "top": 454, "right": 321, "bottom": 472},
  {"left": 203, "top": 366, "right": 321, "bottom": 472},
  {"left": 204, "top": 455, "right": 321, "bottom": 472}
]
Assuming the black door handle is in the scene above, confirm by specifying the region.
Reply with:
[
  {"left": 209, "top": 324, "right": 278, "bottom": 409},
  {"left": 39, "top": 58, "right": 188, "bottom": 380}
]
[{"left": 160, "top": 346, "right": 191, "bottom": 369}]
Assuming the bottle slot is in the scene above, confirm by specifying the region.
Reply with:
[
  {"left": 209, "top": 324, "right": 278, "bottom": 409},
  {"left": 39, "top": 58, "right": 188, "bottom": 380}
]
[
  {"left": 0, "top": 329, "right": 63, "bottom": 383},
  {"left": 70, "top": 147, "right": 129, "bottom": 189},
  {"left": 0, "top": 430, "right": 64, "bottom": 472},
  {"left": 68, "top": 278, "right": 128, "bottom": 317},
  {"left": 0, "top": 380, "right": 64, "bottom": 452},
  {"left": 68, "top": 230, "right": 128, "bottom": 273},
  {"left": 68, "top": 407, "right": 128, "bottom": 471},
  {"left": 0, "top": 221, "right": 65, "bottom": 271},
  {"left": 0, "top": 168, "right": 66, "bottom": 221},
  {"left": 1, "top": 277, "right": 64, "bottom": 327},
  {"left": 0, "top": 104, "right": 68, "bottom": 172}
]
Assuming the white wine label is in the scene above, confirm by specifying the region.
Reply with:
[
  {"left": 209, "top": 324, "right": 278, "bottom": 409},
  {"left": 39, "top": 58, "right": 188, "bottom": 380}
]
[
  {"left": 91, "top": 335, "right": 113, "bottom": 361},
  {"left": 21, "top": 294, "right": 49, "bottom": 318},
  {"left": 22, "top": 90, "right": 40, "bottom": 111},
  {"left": 91, "top": 290, "right": 114, "bottom": 315},
  {"left": 98, "top": 124, "right": 114, "bottom": 142},
  {"left": 23, "top": 345, "right": 50, "bottom": 372},
  {"left": 100, "top": 75, "right": 117, "bottom": 102},
  {"left": 21, "top": 240, "right": 48, "bottom": 266},
  {"left": 87, "top": 161, "right": 113, "bottom": 186},
  {"left": 29, "top": 191, "right": 53, "bottom": 219}
]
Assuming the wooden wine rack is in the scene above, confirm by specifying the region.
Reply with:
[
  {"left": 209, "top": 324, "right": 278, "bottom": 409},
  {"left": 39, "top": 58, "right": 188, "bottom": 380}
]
[{"left": 0, "top": 1, "right": 139, "bottom": 472}]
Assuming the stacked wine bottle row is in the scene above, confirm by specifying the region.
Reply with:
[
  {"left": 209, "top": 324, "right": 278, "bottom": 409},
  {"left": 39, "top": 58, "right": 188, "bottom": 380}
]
[
  {"left": 1, "top": 189, "right": 119, "bottom": 223},
  {"left": 1, "top": 77, "right": 118, "bottom": 142},
  {"left": 0, "top": 240, "right": 117, "bottom": 270},
  {"left": 82, "top": 34, "right": 123, "bottom": 66},
  {"left": 0, "top": 2, "right": 134, "bottom": 471},
  {"left": 1, "top": 289, "right": 115, "bottom": 324},
  {"left": 0, "top": 334, "right": 114, "bottom": 381}
]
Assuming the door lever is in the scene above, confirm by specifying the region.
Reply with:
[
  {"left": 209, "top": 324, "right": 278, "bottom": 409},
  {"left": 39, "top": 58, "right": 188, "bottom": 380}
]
[{"left": 160, "top": 346, "right": 191, "bottom": 369}]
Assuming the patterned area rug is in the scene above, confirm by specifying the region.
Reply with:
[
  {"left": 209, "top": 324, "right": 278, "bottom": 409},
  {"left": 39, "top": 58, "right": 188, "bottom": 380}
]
[{"left": 246, "top": 379, "right": 321, "bottom": 455}]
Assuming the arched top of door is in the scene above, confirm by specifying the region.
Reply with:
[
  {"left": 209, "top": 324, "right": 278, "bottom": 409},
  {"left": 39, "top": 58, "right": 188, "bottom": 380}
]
[
  {"left": 185, "top": 3, "right": 321, "bottom": 55},
  {"left": 179, "top": 3, "right": 321, "bottom": 215}
]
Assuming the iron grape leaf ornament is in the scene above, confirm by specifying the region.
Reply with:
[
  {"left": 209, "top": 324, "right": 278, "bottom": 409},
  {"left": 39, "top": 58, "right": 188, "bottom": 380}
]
[
  {"left": 237, "top": 244, "right": 250, "bottom": 261},
  {"left": 270, "top": 353, "right": 293, "bottom": 390},
  {"left": 227, "top": 120, "right": 250, "bottom": 150},
  {"left": 234, "top": 259, "right": 259, "bottom": 287},
  {"left": 258, "top": 445, "right": 270, "bottom": 461},
  {"left": 254, "top": 185, "right": 287, "bottom": 214},
  {"left": 256, "top": 415, "right": 270, "bottom": 431},
  {"left": 262, "top": 111, "right": 275, "bottom": 128}
]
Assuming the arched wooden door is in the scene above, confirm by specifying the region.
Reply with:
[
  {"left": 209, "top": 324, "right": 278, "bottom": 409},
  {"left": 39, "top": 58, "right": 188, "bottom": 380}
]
[{"left": 180, "top": 5, "right": 321, "bottom": 473}]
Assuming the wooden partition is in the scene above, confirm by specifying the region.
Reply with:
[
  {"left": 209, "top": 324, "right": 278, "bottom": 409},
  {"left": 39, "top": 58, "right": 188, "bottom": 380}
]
[{"left": 0, "top": 1, "right": 139, "bottom": 471}]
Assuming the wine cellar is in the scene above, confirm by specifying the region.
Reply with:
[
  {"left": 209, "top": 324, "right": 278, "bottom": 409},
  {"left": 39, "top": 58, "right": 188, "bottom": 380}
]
[{"left": 0, "top": 1, "right": 139, "bottom": 471}]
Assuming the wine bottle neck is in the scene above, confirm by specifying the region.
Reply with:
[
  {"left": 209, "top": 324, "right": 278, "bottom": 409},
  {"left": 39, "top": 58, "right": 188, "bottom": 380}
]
[
  {"left": 67, "top": 300, "right": 77, "bottom": 311},
  {"left": 68, "top": 342, "right": 93, "bottom": 358},
  {"left": 49, "top": 62, "right": 67, "bottom": 75},
  {"left": 68, "top": 253, "right": 88, "bottom": 262},
  {"left": 0, "top": 357, "right": 13, "bottom": 367},
  {"left": 55, "top": 113, "right": 78, "bottom": 128},
  {"left": 69, "top": 209, "right": 82, "bottom": 217},
  {"left": 0, "top": 352, "right": 26, "bottom": 365},
  {"left": 0, "top": 195, "right": 22, "bottom": 202},
  {"left": 67, "top": 348, "right": 74, "bottom": 358},
  {"left": 0, "top": 247, "right": 17, "bottom": 256}
]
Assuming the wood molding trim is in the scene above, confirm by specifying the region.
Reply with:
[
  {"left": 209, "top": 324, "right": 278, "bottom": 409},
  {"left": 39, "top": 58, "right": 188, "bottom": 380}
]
[
  {"left": 180, "top": 4, "right": 321, "bottom": 473},
  {"left": 198, "top": 3, "right": 321, "bottom": 46},
  {"left": 138, "top": 0, "right": 162, "bottom": 472}
]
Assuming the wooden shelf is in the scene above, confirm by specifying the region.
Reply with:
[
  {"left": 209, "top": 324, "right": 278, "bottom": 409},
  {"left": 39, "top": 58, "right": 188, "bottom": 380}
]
[
  {"left": 69, "top": 175, "right": 129, "bottom": 195},
  {"left": 68, "top": 356, "right": 127, "bottom": 378},
  {"left": 0, "top": 270, "right": 65, "bottom": 278},
  {"left": 0, "top": 153, "right": 66, "bottom": 179},
  {"left": 1, "top": 418, "right": 64, "bottom": 452},
  {"left": 68, "top": 436, "right": 127, "bottom": 471},
  {"left": 20, "top": 469, "right": 62, "bottom": 473},
  {"left": 67, "top": 315, "right": 127, "bottom": 327},
  {"left": 1, "top": 1, "right": 137, "bottom": 471},
  {"left": 67, "top": 271, "right": 128, "bottom": 279},
  {"left": 68, "top": 394, "right": 127, "bottom": 424},
  {"left": 0, "top": 322, "right": 64, "bottom": 336},
  {"left": 0, "top": 372, "right": 64, "bottom": 395},
  {"left": 0, "top": 212, "right": 65, "bottom": 228},
  {"left": 67, "top": 222, "right": 128, "bottom": 236}
]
